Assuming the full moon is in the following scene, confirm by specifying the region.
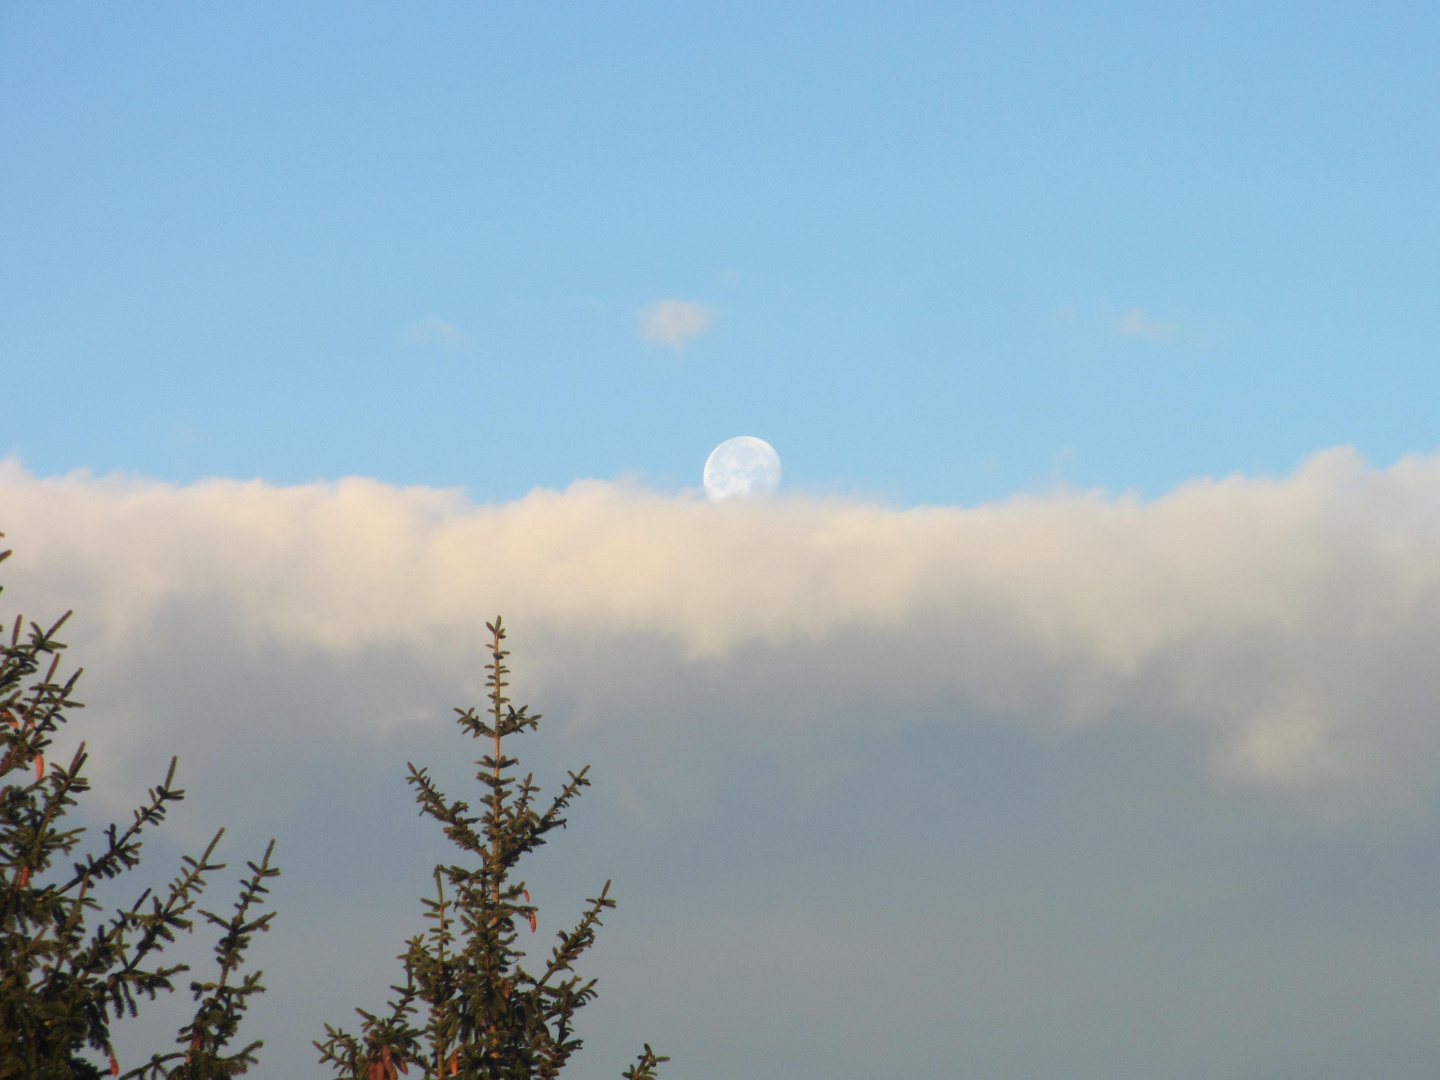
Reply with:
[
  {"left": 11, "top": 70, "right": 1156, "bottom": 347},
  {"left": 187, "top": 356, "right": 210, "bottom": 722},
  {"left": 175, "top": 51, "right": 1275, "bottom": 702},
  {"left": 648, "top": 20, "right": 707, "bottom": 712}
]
[{"left": 703, "top": 436, "right": 782, "bottom": 502}]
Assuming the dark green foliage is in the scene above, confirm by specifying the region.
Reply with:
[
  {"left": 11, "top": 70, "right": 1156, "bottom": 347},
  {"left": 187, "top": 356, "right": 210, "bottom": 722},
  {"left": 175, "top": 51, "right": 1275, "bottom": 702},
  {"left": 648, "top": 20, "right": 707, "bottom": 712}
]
[
  {"left": 316, "top": 619, "right": 664, "bottom": 1080},
  {"left": 123, "top": 841, "right": 279, "bottom": 1080},
  {"left": 0, "top": 541, "right": 278, "bottom": 1079}
]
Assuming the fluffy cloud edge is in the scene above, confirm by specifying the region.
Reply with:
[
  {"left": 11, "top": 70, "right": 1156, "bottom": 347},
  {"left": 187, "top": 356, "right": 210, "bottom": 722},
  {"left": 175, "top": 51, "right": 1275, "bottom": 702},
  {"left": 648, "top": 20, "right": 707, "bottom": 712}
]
[{"left": 5, "top": 448, "right": 1440, "bottom": 803}]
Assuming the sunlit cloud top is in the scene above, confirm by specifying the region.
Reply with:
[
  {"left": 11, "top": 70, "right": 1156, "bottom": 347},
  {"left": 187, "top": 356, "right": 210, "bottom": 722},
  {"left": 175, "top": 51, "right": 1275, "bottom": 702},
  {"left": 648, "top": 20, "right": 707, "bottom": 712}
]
[{"left": 7, "top": 448, "right": 1440, "bottom": 810}]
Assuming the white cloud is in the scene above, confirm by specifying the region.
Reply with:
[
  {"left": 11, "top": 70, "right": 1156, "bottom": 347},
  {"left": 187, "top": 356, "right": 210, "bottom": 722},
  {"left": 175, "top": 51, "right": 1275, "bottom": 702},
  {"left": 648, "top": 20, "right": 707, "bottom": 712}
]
[
  {"left": 6, "top": 448, "right": 1440, "bottom": 805},
  {"left": 640, "top": 300, "right": 712, "bottom": 350},
  {"left": 404, "top": 316, "right": 465, "bottom": 346},
  {"left": 10, "top": 453, "right": 1440, "bottom": 1076},
  {"left": 1115, "top": 307, "right": 1176, "bottom": 341}
]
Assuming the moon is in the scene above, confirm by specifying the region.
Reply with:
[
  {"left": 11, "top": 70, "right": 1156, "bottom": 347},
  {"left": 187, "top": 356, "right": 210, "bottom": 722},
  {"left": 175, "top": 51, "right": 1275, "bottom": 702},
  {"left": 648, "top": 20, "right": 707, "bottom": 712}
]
[{"left": 703, "top": 436, "right": 782, "bottom": 502}]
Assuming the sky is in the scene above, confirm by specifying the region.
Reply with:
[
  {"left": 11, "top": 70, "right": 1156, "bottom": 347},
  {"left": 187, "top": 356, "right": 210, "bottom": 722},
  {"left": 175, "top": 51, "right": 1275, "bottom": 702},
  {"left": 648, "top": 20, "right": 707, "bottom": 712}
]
[{"left": 4, "top": 3, "right": 1440, "bottom": 1078}]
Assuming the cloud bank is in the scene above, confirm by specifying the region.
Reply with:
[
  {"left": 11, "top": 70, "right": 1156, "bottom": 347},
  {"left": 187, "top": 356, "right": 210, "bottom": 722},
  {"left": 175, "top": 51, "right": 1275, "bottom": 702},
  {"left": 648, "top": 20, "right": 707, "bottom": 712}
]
[
  {"left": 5, "top": 447, "right": 1440, "bottom": 806},
  {"left": 7, "top": 451, "right": 1440, "bottom": 1078}
]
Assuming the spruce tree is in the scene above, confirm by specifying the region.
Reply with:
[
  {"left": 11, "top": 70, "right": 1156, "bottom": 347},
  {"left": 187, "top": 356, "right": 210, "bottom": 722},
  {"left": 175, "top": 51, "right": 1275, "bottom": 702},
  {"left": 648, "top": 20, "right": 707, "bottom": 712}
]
[
  {"left": 0, "top": 540, "right": 279, "bottom": 1079},
  {"left": 316, "top": 619, "right": 664, "bottom": 1080}
]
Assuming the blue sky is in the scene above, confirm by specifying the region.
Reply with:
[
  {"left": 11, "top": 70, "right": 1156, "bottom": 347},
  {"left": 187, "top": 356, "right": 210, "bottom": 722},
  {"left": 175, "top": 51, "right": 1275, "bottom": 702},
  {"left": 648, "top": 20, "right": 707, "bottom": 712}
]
[
  {"left": 7, "top": 6, "right": 1440, "bottom": 1079},
  {"left": 4, "top": 2, "right": 1438, "bottom": 503}
]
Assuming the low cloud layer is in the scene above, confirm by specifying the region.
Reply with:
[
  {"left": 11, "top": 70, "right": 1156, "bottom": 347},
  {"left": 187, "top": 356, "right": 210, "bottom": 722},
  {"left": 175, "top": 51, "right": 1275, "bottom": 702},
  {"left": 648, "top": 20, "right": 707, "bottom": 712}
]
[
  {"left": 7, "top": 452, "right": 1440, "bottom": 1078},
  {"left": 6, "top": 448, "right": 1440, "bottom": 805}
]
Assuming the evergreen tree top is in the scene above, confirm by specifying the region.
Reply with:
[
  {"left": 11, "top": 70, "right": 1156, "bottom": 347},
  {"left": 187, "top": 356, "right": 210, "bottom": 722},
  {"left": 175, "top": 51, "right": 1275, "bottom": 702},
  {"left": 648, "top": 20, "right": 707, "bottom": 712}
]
[
  {"left": 1, "top": 539, "right": 278, "bottom": 1080},
  {"left": 316, "top": 619, "right": 664, "bottom": 1080}
]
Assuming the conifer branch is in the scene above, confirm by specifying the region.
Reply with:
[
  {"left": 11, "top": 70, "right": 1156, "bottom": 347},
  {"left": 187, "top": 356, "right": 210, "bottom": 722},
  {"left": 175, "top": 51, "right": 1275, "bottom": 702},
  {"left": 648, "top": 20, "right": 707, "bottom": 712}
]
[
  {"left": 318, "top": 618, "right": 662, "bottom": 1080},
  {"left": 2, "top": 549, "right": 280, "bottom": 1079}
]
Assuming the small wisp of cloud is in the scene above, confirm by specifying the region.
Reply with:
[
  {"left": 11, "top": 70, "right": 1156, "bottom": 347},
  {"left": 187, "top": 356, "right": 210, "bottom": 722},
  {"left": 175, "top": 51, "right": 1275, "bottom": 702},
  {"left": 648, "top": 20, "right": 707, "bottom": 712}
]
[
  {"left": 641, "top": 299, "right": 713, "bottom": 351},
  {"left": 404, "top": 317, "right": 465, "bottom": 347},
  {"left": 1114, "top": 307, "right": 1176, "bottom": 342}
]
